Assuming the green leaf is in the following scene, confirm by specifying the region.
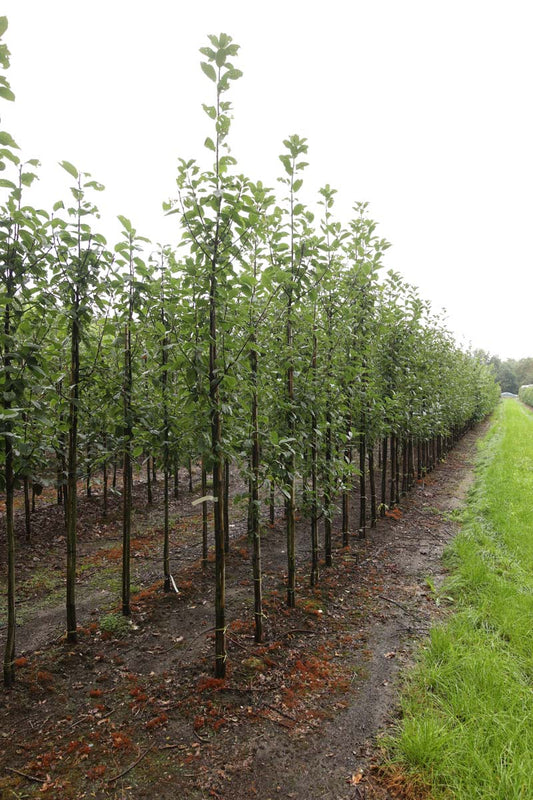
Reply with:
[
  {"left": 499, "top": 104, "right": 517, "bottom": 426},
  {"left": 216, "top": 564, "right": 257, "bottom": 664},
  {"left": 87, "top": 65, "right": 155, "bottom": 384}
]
[
  {"left": 0, "top": 147, "right": 19, "bottom": 165},
  {"left": 204, "top": 137, "right": 216, "bottom": 152},
  {"left": 0, "top": 86, "right": 15, "bottom": 102},
  {"left": 0, "top": 17, "right": 8, "bottom": 38},
  {"left": 202, "top": 104, "right": 217, "bottom": 120},
  {"left": 0, "top": 177, "right": 16, "bottom": 189},
  {"left": 84, "top": 179, "right": 105, "bottom": 191},
  {"left": 20, "top": 172, "right": 37, "bottom": 187},
  {"left": 200, "top": 62, "right": 217, "bottom": 82},
  {"left": 225, "top": 68, "right": 243, "bottom": 81},
  {"left": 59, "top": 160, "right": 78, "bottom": 179},
  {"left": 0, "top": 131, "right": 19, "bottom": 149},
  {"left": 118, "top": 214, "right": 133, "bottom": 233},
  {"left": 279, "top": 154, "right": 292, "bottom": 174}
]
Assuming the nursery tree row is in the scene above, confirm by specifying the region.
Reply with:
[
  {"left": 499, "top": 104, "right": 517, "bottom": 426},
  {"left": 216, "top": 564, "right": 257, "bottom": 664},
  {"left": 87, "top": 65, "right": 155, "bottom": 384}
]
[
  {"left": 0, "top": 23, "right": 499, "bottom": 685},
  {"left": 519, "top": 385, "right": 533, "bottom": 408}
]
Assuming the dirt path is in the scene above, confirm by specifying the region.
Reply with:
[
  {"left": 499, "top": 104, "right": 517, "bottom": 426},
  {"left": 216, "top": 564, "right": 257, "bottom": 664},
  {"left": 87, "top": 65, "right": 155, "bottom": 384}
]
[
  {"left": 225, "top": 428, "right": 482, "bottom": 800},
  {"left": 0, "top": 424, "right": 485, "bottom": 799}
]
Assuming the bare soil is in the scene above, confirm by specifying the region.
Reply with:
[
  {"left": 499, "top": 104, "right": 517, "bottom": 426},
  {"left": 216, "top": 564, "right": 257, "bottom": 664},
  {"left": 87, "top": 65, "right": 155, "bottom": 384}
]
[{"left": 0, "top": 424, "right": 485, "bottom": 800}]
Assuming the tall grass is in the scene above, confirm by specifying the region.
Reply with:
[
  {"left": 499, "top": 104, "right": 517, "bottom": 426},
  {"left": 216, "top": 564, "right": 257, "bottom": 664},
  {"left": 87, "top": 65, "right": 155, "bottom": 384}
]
[{"left": 386, "top": 399, "right": 533, "bottom": 799}]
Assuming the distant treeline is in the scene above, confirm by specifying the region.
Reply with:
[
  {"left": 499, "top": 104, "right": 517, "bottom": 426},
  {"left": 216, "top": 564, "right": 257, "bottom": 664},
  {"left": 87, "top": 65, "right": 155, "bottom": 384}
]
[{"left": 481, "top": 354, "right": 533, "bottom": 394}]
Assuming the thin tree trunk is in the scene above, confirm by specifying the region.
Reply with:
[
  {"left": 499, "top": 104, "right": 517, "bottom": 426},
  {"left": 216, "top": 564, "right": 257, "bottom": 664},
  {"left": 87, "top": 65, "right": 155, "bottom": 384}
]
[
  {"left": 102, "top": 436, "right": 108, "bottom": 518},
  {"left": 146, "top": 456, "right": 152, "bottom": 505},
  {"left": 86, "top": 443, "right": 92, "bottom": 498},
  {"left": 3, "top": 295, "right": 16, "bottom": 686},
  {"left": 188, "top": 458, "right": 194, "bottom": 493},
  {"left": 342, "top": 417, "right": 352, "bottom": 547},
  {"left": 380, "top": 436, "right": 388, "bottom": 516},
  {"left": 250, "top": 341, "right": 263, "bottom": 642},
  {"left": 162, "top": 299, "right": 171, "bottom": 593},
  {"left": 369, "top": 444, "right": 377, "bottom": 528},
  {"left": 310, "top": 327, "right": 319, "bottom": 586},
  {"left": 224, "top": 458, "right": 230, "bottom": 554},
  {"left": 163, "top": 464, "right": 170, "bottom": 592},
  {"left": 324, "top": 410, "right": 332, "bottom": 567},
  {"left": 66, "top": 294, "right": 80, "bottom": 643},
  {"left": 286, "top": 298, "right": 296, "bottom": 608},
  {"left": 202, "top": 463, "right": 208, "bottom": 566},
  {"left": 395, "top": 438, "right": 401, "bottom": 505},
  {"left": 122, "top": 316, "right": 132, "bottom": 618},
  {"left": 173, "top": 456, "right": 179, "bottom": 500},
  {"left": 389, "top": 434, "right": 396, "bottom": 508},
  {"left": 23, "top": 475, "right": 31, "bottom": 542},
  {"left": 359, "top": 410, "right": 366, "bottom": 539}
]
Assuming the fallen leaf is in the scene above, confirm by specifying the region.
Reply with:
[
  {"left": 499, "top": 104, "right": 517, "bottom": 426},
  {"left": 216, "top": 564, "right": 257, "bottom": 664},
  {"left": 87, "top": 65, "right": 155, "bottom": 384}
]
[{"left": 348, "top": 769, "right": 363, "bottom": 785}]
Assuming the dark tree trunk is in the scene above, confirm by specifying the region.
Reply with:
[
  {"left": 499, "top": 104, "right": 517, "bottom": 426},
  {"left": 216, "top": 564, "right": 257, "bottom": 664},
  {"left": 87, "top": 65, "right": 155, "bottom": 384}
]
[
  {"left": 250, "top": 341, "right": 263, "bottom": 642},
  {"left": 342, "top": 416, "right": 352, "bottom": 547},
  {"left": 286, "top": 303, "right": 296, "bottom": 608},
  {"left": 66, "top": 293, "right": 80, "bottom": 643},
  {"left": 380, "top": 436, "right": 388, "bottom": 516},
  {"left": 201, "top": 463, "right": 208, "bottom": 566},
  {"left": 310, "top": 327, "right": 319, "bottom": 585},
  {"left": 359, "top": 410, "right": 366, "bottom": 539},
  {"left": 324, "top": 410, "right": 332, "bottom": 567},
  {"left": 395, "top": 438, "right": 401, "bottom": 506},
  {"left": 224, "top": 458, "right": 230, "bottom": 554},
  {"left": 389, "top": 434, "right": 396, "bottom": 508},
  {"left": 3, "top": 295, "right": 16, "bottom": 686},
  {"left": 146, "top": 456, "right": 153, "bottom": 505},
  {"left": 85, "top": 443, "right": 92, "bottom": 498},
  {"left": 122, "top": 316, "right": 133, "bottom": 618},
  {"left": 173, "top": 457, "right": 179, "bottom": 500},
  {"left": 369, "top": 444, "right": 377, "bottom": 528},
  {"left": 102, "top": 440, "right": 108, "bottom": 518},
  {"left": 23, "top": 475, "right": 31, "bottom": 542}
]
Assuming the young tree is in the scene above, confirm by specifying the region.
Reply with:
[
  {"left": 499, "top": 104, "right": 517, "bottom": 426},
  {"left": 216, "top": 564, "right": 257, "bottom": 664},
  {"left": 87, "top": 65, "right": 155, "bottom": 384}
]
[
  {"left": 167, "top": 33, "right": 250, "bottom": 676},
  {"left": 51, "top": 162, "right": 109, "bottom": 642}
]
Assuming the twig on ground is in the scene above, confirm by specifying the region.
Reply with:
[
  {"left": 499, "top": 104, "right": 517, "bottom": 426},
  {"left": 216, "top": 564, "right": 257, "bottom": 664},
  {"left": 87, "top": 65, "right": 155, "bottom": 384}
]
[
  {"left": 378, "top": 594, "right": 419, "bottom": 619},
  {"left": 226, "top": 635, "right": 248, "bottom": 651},
  {"left": 265, "top": 703, "right": 297, "bottom": 722},
  {"left": 5, "top": 767, "right": 46, "bottom": 784},
  {"left": 164, "top": 626, "right": 215, "bottom": 657},
  {"left": 106, "top": 743, "right": 154, "bottom": 783},
  {"left": 279, "top": 628, "right": 317, "bottom": 639}
]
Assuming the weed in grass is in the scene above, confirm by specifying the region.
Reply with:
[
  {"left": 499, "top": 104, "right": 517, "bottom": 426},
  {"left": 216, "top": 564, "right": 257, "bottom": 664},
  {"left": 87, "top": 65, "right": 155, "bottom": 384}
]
[{"left": 99, "top": 613, "right": 132, "bottom": 637}]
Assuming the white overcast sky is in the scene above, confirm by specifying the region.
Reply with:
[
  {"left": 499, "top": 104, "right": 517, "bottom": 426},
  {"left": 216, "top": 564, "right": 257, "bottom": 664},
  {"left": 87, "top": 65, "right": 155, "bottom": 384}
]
[{"left": 2, "top": 0, "right": 532, "bottom": 360}]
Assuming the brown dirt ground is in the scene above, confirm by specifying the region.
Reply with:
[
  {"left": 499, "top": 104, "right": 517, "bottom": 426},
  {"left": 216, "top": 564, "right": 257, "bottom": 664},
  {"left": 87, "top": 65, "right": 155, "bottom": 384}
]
[{"left": 0, "top": 423, "right": 486, "bottom": 800}]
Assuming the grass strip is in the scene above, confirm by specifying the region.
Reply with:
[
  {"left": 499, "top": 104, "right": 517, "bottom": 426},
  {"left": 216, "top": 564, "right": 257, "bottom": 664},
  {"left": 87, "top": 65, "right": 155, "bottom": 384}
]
[{"left": 385, "top": 399, "right": 533, "bottom": 799}]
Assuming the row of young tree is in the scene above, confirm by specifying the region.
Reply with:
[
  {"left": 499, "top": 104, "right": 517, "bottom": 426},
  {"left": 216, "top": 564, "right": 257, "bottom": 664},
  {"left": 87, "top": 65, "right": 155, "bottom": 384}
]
[{"left": 1, "top": 24, "right": 499, "bottom": 686}]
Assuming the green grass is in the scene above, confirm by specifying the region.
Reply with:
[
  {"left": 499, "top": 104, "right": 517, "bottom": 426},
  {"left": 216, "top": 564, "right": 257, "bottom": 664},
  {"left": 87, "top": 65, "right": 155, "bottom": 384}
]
[{"left": 385, "top": 399, "right": 533, "bottom": 799}]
